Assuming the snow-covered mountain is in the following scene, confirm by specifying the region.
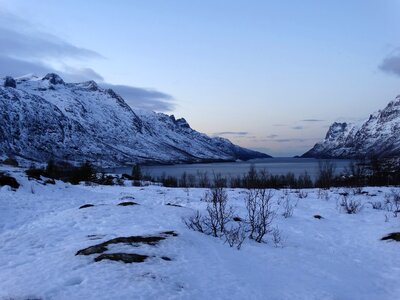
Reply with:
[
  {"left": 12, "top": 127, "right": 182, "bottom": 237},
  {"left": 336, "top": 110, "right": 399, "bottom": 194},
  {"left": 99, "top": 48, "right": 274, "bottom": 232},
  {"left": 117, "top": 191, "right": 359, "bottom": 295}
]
[
  {"left": 0, "top": 73, "right": 270, "bottom": 166},
  {"left": 302, "top": 95, "right": 400, "bottom": 158}
]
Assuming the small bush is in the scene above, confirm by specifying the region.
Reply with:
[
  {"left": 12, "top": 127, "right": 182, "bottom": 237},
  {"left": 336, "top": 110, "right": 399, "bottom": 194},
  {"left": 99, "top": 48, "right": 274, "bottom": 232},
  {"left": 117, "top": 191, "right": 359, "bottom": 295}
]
[
  {"left": 282, "top": 195, "right": 295, "bottom": 218},
  {"left": 184, "top": 211, "right": 205, "bottom": 233},
  {"left": 385, "top": 190, "right": 400, "bottom": 217},
  {"left": 271, "top": 226, "right": 283, "bottom": 247},
  {"left": 224, "top": 223, "right": 246, "bottom": 250},
  {"left": 203, "top": 186, "right": 233, "bottom": 237},
  {"left": 369, "top": 201, "right": 383, "bottom": 210},
  {"left": 26, "top": 160, "right": 96, "bottom": 185},
  {"left": 0, "top": 173, "right": 20, "bottom": 189},
  {"left": 184, "top": 186, "right": 241, "bottom": 248},
  {"left": 26, "top": 167, "right": 45, "bottom": 180},
  {"left": 339, "top": 195, "right": 362, "bottom": 214},
  {"left": 131, "top": 164, "right": 142, "bottom": 181},
  {"left": 162, "top": 176, "right": 178, "bottom": 187},
  {"left": 245, "top": 189, "right": 275, "bottom": 242},
  {"left": 297, "top": 190, "right": 308, "bottom": 199},
  {"left": 2, "top": 156, "right": 18, "bottom": 166}
]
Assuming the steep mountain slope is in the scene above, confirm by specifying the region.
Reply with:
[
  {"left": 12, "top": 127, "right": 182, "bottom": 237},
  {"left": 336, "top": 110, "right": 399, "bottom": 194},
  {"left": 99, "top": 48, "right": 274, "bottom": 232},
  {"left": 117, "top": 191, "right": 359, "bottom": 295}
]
[
  {"left": 302, "top": 95, "right": 400, "bottom": 158},
  {"left": 0, "top": 74, "right": 270, "bottom": 166}
]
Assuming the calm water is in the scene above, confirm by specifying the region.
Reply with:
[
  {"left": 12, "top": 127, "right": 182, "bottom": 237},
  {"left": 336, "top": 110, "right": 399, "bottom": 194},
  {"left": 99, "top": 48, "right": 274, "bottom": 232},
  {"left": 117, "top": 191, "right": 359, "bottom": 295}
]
[{"left": 109, "top": 158, "right": 353, "bottom": 180}]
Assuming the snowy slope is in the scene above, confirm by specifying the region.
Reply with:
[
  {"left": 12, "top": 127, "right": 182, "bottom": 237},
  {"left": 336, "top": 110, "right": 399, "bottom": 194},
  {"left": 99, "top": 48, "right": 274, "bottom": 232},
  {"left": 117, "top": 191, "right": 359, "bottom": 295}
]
[
  {"left": 0, "top": 167, "right": 399, "bottom": 299},
  {"left": 302, "top": 95, "right": 400, "bottom": 158},
  {"left": 0, "top": 74, "right": 270, "bottom": 166}
]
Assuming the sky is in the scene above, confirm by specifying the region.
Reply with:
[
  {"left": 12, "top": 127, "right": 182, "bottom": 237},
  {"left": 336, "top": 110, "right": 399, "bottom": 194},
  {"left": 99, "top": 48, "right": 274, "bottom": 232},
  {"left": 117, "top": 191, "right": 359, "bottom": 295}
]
[{"left": 0, "top": 0, "right": 400, "bottom": 156}]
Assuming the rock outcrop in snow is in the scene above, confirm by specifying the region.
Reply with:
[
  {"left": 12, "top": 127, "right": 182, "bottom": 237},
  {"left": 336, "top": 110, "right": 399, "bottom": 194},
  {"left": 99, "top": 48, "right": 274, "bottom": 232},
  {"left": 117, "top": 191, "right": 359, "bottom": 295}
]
[
  {"left": 0, "top": 74, "right": 270, "bottom": 166},
  {"left": 302, "top": 95, "right": 400, "bottom": 158}
]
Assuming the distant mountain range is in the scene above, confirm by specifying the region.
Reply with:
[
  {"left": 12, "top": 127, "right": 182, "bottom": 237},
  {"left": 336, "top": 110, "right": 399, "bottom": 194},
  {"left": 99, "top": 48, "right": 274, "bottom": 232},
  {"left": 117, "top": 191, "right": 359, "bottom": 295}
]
[
  {"left": 302, "top": 95, "right": 400, "bottom": 159},
  {"left": 0, "top": 73, "right": 270, "bottom": 166}
]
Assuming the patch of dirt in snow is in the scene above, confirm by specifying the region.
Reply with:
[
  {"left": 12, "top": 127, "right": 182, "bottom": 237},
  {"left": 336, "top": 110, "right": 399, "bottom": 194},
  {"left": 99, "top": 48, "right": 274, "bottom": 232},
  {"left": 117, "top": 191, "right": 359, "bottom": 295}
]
[
  {"left": 76, "top": 231, "right": 178, "bottom": 264},
  {"left": 79, "top": 204, "right": 95, "bottom": 209},
  {"left": 381, "top": 232, "right": 400, "bottom": 242},
  {"left": 117, "top": 201, "right": 138, "bottom": 206}
]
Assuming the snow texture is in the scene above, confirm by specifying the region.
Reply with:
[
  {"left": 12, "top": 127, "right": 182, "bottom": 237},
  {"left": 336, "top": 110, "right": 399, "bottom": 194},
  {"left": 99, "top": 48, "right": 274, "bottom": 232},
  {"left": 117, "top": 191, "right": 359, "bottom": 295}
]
[
  {"left": 302, "top": 95, "right": 400, "bottom": 158},
  {"left": 0, "top": 166, "right": 399, "bottom": 299}
]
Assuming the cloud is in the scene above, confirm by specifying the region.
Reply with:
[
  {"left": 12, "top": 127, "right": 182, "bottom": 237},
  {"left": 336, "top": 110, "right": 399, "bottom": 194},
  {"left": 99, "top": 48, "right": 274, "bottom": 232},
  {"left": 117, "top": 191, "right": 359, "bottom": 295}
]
[
  {"left": 275, "top": 138, "right": 305, "bottom": 143},
  {"left": 214, "top": 131, "right": 249, "bottom": 136},
  {"left": 292, "top": 126, "right": 304, "bottom": 130},
  {"left": 0, "top": 56, "right": 51, "bottom": 77},
  {"left": 0, "top": 11, "right": 175, "bottom": 112},
  {"left": 301, "top": 119, "right": 324, "bottom": 122},
  {"left": 101, "top": 83, "right": 175, "bottom": 111},
  {"left": 0, "top": 10, "right": 101, "bottom": 77},
  {"left": 266, "top": 134, "right": 278, "bottom": 139},
  {"left": 62, "top": 66, "right": 104, "bottom": 82},
  {"left": 0, "top": 12, "right": 102, "bottom": 61},
  {"left": 379, "top": 48, "right": 400, "bottom": 77}
]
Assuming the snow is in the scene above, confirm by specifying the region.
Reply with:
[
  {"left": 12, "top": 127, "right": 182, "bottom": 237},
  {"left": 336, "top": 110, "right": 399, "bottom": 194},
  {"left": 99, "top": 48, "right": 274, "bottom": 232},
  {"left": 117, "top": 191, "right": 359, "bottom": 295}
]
[
  {"left": 0, "top": 166, "right": 399, "bottom": 300},
  {"left": 303, "top": 95, "right": 400, "bottom": 158},
  {"left": 0, "top": 74, "right": 268, "bottom": 166}
]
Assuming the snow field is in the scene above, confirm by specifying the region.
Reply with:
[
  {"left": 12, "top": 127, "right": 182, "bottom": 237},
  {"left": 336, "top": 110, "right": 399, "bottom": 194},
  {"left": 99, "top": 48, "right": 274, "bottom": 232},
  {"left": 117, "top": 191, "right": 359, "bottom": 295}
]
[{"left": 0, "top": 167, "right": 399, "bottom": 300}]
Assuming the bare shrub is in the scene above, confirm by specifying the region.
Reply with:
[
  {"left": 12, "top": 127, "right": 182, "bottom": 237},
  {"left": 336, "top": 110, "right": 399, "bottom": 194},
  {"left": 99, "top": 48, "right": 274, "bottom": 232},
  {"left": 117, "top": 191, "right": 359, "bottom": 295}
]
[
  {"left": 385, "top": 190, "right": 400, "bottom": 217},
  {"left": 282, "top": 194, "right": 295, "bottom": 218},
  {"left": 369, "top": 201, "right": 383, "bottom": 210},
  {"left": 203, "top": 186, "right": 233, "bottom": 237},
  {"left": 317, "top": 188, "right": 330, "bottom": 201},
  {"left": 224, "top": 223, "right": 246, "bottom": 250},
  {"left": 184, "top": 187, "right": 245, "bottom": 249},
  {"left": 245, "top": 189, "right": 275, "bottom": 243},
  {"left": 352, "top": 187, "right": 364, "bottom": 195},
  {"left": 339, "top": 195, "right": 362, "bottom": 214},
  {"left": 298, "top": 190, "right": 308, "bottom": 199},
  {"left": 183, "top": 211, "right": 204, "bottom": 233},
  {"left": 271, "top": 226, "right": 283, "bottom": 247}
]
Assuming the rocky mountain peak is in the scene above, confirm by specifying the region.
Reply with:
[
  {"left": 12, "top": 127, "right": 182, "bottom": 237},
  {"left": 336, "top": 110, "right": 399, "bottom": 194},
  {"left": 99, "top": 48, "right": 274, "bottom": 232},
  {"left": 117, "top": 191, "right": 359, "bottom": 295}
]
[
  {"left": 325, "top": 122, "right": 348, "bottom": 140},
  {"left": 42, "top": 73, "right": 65, "bottom": 85},
  {"left": 3, "top": 76, "right": 16, "bottom": 88},
  {"left": 302, "top": 94, "right": 400, "bottom": 159},
  {"left": 0, "top": 74, "right": 270, "bottom": 166}
]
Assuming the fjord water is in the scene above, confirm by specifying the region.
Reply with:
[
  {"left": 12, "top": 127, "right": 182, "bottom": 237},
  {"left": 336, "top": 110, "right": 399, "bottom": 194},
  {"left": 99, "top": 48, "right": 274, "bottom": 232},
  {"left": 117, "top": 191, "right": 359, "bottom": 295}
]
[{"left": 111, "top": 158, "right": 353, "bottom": 180}]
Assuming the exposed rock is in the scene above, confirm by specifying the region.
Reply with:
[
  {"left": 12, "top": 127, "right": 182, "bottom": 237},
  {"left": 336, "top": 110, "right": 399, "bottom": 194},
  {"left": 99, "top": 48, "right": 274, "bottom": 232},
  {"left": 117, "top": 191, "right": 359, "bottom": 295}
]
[
  {"left": 117, "top": 201, "right": 138, "bottom": 206},
  {"left": 381, "top": 232, "right": 400, "bottom": 242},
  {"left": 94, "top": 253, "right": 149, "bottom": 263},
  {"left": 79, "top": 204, "right": 95, "bottom": 209},
  {"left": 161, "top": 231, "right": 178, "bottom": 237},
  {"left": 76, "top": 244, "right": 107, "bottom": 255},
  {"left": 4, "top": 76, "right": 16, "bottom": 88},
  {"left": 76, "top": 231, "right": 178, "bottom": 256},
  {"left": 161, "top": 256, "right": 172, "bottom": 261},
  {"left": 42, "top": 73, "right": 65, "bottom": 85},
  {"left": 165, "top": 203, "right": 182, "bottom": 207}
]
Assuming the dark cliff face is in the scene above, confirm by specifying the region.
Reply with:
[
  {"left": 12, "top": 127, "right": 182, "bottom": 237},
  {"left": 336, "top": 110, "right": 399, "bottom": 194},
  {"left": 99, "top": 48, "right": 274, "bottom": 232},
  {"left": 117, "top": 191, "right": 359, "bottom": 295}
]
[
  {"left": 302, "top": 95, "right": 400, "bottom": 159},
  {"left": 0, "top": 74, "right": 270, "bottom": 166}
]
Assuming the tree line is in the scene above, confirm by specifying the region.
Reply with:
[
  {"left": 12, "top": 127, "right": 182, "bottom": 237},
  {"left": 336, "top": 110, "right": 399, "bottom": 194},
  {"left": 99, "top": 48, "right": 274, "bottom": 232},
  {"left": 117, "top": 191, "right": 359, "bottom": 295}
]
[{"left": 23, "top": 157, "right": 400, "bottom": 188}]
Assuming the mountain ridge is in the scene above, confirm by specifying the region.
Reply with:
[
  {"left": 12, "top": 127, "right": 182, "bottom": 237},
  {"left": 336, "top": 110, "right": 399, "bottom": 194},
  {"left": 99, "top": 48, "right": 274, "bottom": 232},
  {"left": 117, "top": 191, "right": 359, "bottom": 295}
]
[
  {"left": 302, "top": 95, "right": 400, "bottom": 159},
  {"left": 0, "top": 73, "right": 270, "bottom": 166}
]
